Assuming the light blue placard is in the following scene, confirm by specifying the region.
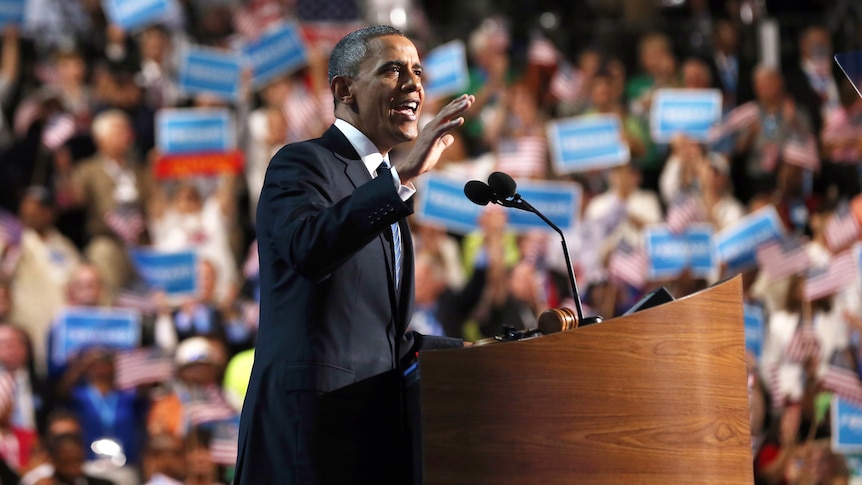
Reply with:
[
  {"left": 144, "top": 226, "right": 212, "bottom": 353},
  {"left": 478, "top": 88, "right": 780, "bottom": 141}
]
[
  {"left": 645, "top": 224, "right": 714, "bottom": 279},
  {"left": 102, "top": 0, "right": 175, "bottom": 31},
  {"left": 546, "top": 114, "right": 630, "bottom": 174},
  {"left": 506, "top": 180, "right": 581, "bottom": 233},
  {"left": 131, "top": 249, "right": 197, "bottom": 297},
  {"left": 687, "top": 224, "right": 714, "bottom": 277},
  {"left": 52, "top": 307, "right": 141, "bottom": 366},
  {"left": 715, "top": 206, "right": 784, "bottom": 271},
  {"left": 423, "top": 40, "right": 469, "bottom": 101},
  {"left": 833, "top": 396, "right": 862, "bottom": 453},
  {"left": 645, "top": 226, "right": 689, "bottom": 279},
  {"left": 242, "top": 22, "right": 307, "bottom": 88},
  {"left": 744, "top": 302, "right": 765, "bottom": 359},
  {"left": 416, "top": 173, "right": 484, "bottom": 234},
  {"left": 0, "top": 0, "right": 25, "bottom": 27},
  {"left": 178, "top": 46, "right": 242, "bottom": 101},
  {"left": 650, "top": 88, "right": 723, "bottom": 142},
  {"left": 156, "top": 108, "right": 235, "bottom": 154},
  {"left": 416, "top": 174, "right": 581, "bottom": 234}
]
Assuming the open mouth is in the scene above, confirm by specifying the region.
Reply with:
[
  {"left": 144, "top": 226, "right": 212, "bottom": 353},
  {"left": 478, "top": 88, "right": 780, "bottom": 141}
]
[{"left": 392, "top": 100, "right": 419, "bottom": 118}]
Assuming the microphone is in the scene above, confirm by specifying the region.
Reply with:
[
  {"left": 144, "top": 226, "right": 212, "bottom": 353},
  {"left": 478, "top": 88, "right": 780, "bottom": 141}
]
[
  {"left": 463, "top": 180, "right": 496, "bottom": 206},
  {"left": 465, "top": 172, "right": 603, "bottom": 328}
]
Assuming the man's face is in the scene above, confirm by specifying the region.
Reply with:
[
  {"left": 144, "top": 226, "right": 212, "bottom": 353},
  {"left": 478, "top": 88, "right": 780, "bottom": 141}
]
[{"left": 347, "top": 35, "right": 424, "bottom": 152}]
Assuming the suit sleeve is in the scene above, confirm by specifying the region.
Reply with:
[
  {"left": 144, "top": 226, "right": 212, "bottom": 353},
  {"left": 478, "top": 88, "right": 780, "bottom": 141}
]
[{"left": 259, "top": 143, "right": 412, "bottom": 282}]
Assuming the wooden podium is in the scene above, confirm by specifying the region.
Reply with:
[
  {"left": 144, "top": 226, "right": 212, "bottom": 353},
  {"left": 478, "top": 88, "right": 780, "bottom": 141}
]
[{"left": 411, "top": 275, "right": 753, "bottom": 484}]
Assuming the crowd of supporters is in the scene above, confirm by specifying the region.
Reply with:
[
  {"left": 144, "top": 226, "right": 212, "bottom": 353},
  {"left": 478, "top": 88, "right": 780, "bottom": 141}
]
[{"left": 0, "top": 0, "right": 860, "bottom": 483}]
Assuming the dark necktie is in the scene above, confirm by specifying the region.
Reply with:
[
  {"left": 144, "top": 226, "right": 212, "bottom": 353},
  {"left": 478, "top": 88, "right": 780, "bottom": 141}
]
[{"left": 379, "top": 160, "right": 402, "bottom": 290}]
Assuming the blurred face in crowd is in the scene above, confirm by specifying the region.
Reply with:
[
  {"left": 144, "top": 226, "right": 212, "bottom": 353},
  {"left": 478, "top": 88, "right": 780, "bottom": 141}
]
[
  {"left": 140, "top": 26, "right": 170, "bottom": 63},
  {"left": 84, "top": 348, "right": 115, "bottom": 383},
  {"left": 0, "top": 326, "right": 29, "bottom": 372},
  {"left": 56, "top": 52, "right": 86, "bottom": 87},
  {"left": 800, "top": 27, "right": 832, "bottom": 62},
  {"left": 508, "top": 83, "right": 539, "bottom": 126},
  {"left": 67, "top": 265, "right": 102, "bottom": 306},
  {"left": 682, "top": 59, "right": 712, "bottom": 89},
  {"left": 590, "top": 76, "right": 614, "bottom": 112},
  {"left": 149, "top": 434, "right": 186, "bottom": 480},
  {"left": 754, "top": 68, "right": 784, "bottom": 106},
  {"left": 714, "top": 20, "right": 739, "bottom": 55},
  {"left": 508, "top": 261, "right": 538, "bottom": 303},
  {"left": 94, "top": 114, "right": 135, "bottom": 160},
  {"left": 19, "top": 194, "right": 54, "bottom": 233},
  {"left": 335, "top": 34, "right": 424, "bottom": 153},
  {"left": 638, "top": 35, "right": 670, "bottom": 77},
  {"left": 197, "top": 259, "right": 217, "bottom": 302},
  {"left": 578, "top": 49, "right": 601, "bottom": 77},
  {"left": 52, "top": 438, "right": 87, "bottom": 483},
  {"left": 174, "top": 184, "right": 203, "bottom": 214},
  {"left": 609, "top": 164, "right": 640, "bottom": 197},
  {"left": 261, "top": 75, "right": 292, "bottom": 108},
  {"left": 179, "top": 362, "right": 220, "bottom": 387},
  {"left": 414, "top": 254, "right": 447, "bottom": 306},
  {"left": 0, "top": 284, "right": 10, "bottom": 319}
]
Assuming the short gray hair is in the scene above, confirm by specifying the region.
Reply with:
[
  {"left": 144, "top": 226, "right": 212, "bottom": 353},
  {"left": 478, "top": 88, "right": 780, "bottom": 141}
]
[{"left": 328, "top": 25, "right": 406, "bottom": 83}]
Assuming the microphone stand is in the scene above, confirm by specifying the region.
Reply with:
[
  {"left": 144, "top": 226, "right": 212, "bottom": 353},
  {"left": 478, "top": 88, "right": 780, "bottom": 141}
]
[{"left": 499, "top": 195, "right": 603, "bottom": 327}]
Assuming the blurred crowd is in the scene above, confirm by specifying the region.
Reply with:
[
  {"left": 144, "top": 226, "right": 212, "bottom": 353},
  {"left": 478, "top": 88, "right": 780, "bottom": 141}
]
[{"left": 0, "top": 0, "right": 859, "bottom": 483}]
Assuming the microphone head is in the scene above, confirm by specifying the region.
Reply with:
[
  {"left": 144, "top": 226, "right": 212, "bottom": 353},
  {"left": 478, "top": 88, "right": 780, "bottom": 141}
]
[
  {"left": 463, "top": 180, "right": 495, "bottom": 206},
  {"left": 488, "top": 171, "right": 517, "bottom": 199}
]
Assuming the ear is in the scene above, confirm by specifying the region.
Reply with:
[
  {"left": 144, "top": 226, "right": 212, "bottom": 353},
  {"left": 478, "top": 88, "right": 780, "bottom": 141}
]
[{"left": 331, "top": 76, "right": 354, "bottom": 106}]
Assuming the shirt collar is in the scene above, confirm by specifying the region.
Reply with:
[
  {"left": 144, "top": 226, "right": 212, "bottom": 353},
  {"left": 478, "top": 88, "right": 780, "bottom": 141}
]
[{"left": 333, "top": 118, "right": 387, "bottom": 178}]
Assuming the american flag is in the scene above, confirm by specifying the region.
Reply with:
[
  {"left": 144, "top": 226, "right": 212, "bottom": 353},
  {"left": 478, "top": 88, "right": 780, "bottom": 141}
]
[
  {"left": 114, "top": 348, "right": 175, "bottom": 390},
  {"left": 665, "top": 195, "right": 705, "bottom": 234},
  {"left": 821, "top": 365, "right": 862, "bottom": 408},
  {"left": 755, "top": 236, "right": 811, "bottom": 281},
  {"left": 607, "top": 243, "right": 650, "bottom": 289},
  {"left": 104, "top": 205, "right": 146, "bottom": 246},
  {"left": 232, "top": 0, "right": 285, "bottom": 41},
  {"left": 284, "top": 88, "right": 331, "bottom": 141},
  {"left": 527, "top": 35, "right": 558, "bottom": 66},
  {"left": 210, "top": 435, "right": 238, "bottom": 465},
  {"left": 767, "top": 363, "right": 786, "bottom": 408},
  {"left": 824, "top": 205, "right": 861, "bottom": 252},
  {"left": 41, "top": 113, "right": 77, "bottom": 150},
  {"left": 0, "top": 370, "right": 15, "bottom": 416},
  {"left": 186, "top": 387, "right": 238, "bottom": 426},
  {"left": 549, "top": 62, "right": 584, "bottom": 103},
  {"left": 496, "top": 136, "right": 547, "bottom": 178},
  {"left": 707, "top": 101, "right": 759, "bottom": 142},
  {"left": 784, "top": 324, "right": 821, "bottom": 363},
  {"left": 113, "top": 289, "right": 160, "bottom": 315},
  {"left": 782, "top": 135, "right": 820, "bottom": 171},
  {"left": 803, "top": 250, "right": 857, "bottom": 301},
  {"left": 0, "top": 211, "right": 23, "bottom": 247}
]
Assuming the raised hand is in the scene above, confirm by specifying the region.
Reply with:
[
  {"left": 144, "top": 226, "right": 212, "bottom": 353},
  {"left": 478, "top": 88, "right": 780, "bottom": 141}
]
[{"left": 396, "top": 94, "right": 474, "bottom": 184}]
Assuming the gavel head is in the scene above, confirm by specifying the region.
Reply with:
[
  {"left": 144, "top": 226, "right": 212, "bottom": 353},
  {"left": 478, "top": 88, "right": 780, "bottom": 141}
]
[{"left": 537, "top": 307, "right": 578, "bottom": 335}]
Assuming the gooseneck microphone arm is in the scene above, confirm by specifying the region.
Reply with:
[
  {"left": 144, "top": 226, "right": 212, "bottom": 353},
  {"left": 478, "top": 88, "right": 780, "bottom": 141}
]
[
  {"left": 470, "top": 172, "right": 602, "bottom": 327},
  {"left": 499, "top": 195, "right": 597, "bottom": 326}
]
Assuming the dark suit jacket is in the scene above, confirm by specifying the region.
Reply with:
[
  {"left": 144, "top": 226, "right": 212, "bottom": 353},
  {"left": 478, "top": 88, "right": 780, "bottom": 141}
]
[{"left": 235, "top": 126, "right": 460, "bottom": 484}]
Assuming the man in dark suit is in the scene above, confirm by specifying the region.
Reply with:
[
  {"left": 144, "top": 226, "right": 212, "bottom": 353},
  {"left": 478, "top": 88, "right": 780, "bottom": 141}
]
[{"left": 234, "top": 25, "right": 474, "bottom": 484}]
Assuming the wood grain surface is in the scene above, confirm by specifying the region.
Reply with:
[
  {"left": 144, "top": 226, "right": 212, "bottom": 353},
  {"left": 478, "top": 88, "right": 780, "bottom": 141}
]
[{"left": 418, "top": 276, "right": 753, "bottom": 484}]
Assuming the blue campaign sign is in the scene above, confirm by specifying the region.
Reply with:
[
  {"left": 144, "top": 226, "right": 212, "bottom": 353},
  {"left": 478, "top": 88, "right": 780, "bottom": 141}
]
[
  {"left": 416, "top": 174, "right": 581, "bottom": 234},
  {"left": 423, "top": 40, "right": 469, "bottom": 101},
  {"left": 52, "top": 307, "right": 141, "bottom": 366},
  {"left": 743, "top": 302, "right": 765, "bottom": 359},
  {"left": 178, "top": 46, "right": 242, "bottom": 101},
  {"left": 415, "top": 173, "right": 484, "bottom": 234},
  {"left": 645, "top": 226, "right": 689, "bottom": 279},
  {"left": 102, "top": 0, "right": 176, "bottom": 31},
  {"left": 242, "top": 22, "right": 307, "bottom": 88},
  {"left": 687, "top": 224, "right": 715, "bottom": 277},
  {"left": 650, "top": 89, "right": 723, "bottom": 142},
  {"left": 131, "top": 248, "right": 197, "bottom": 297},
  {"left": 156, "top": 108, "right": 235, "bottom": 154},
  {"left": 0, "top": 0, "right": 25, "bottom": 27},
  {"left": 645, "top": 224, "right": 714, "bottom": 279},
  {"left": 506, "top": 180, "right": 581, "bottom": 233},
  {"left": 715, "top": 206, "right": 784, "bottom": 271},
  {"left": 833, "top": 396, "right": 862, "bottom": 453},
  {"left": 546, "top": 114, "right": 630, "bottom": 174}
]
